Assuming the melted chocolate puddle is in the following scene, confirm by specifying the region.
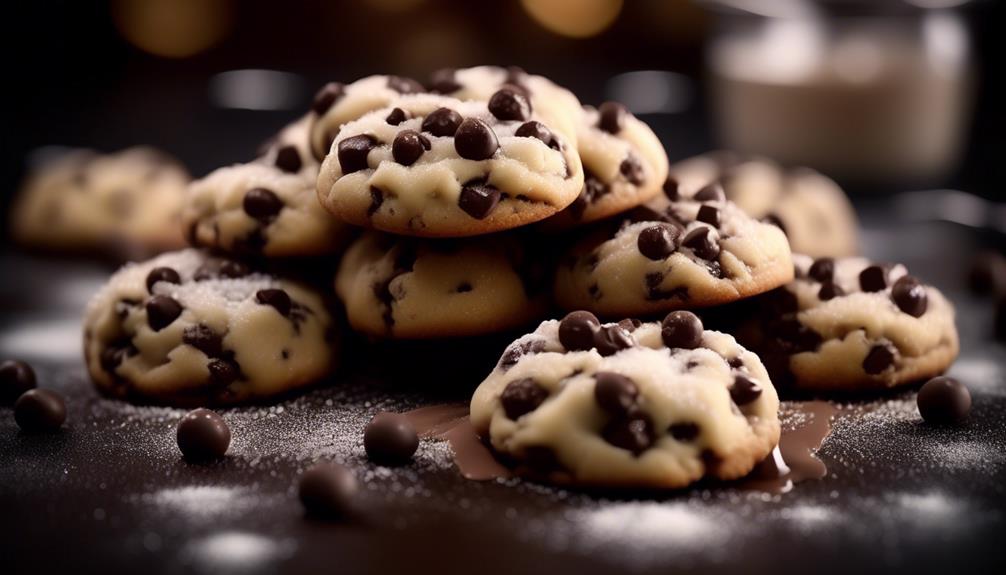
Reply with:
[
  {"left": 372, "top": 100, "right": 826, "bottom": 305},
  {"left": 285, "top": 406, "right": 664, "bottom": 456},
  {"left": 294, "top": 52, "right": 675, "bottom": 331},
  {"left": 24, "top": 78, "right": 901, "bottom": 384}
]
[{"left": 403, "top": 400, "right": 838, "bottom": 492}]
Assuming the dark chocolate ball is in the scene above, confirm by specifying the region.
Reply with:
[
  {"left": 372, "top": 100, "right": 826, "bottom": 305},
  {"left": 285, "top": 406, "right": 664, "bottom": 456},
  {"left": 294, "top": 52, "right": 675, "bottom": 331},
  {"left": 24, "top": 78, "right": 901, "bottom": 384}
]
[
  {"left": 14, "top": 389, "right": 66, "bottom": 432},
  {"left": 661, "top": 311, "right": 704, "bottom": 350},
  {"left": 558, "top": 311, "right": 601, "bottom": 352},
  {"left": 1, "top": 360, "right": 37, "bottom": 405},
  {"left": 364, "top": 412, "right": 419, "bottom": 465},
  {"left": 176, "top": 408, "right": 231, "bottom": 461},
  {"left": 298, "top": 462, "right": 359, "bottom": 520},
  {"left": 917, "top": 376, "right": 971, "bottom": 425}
]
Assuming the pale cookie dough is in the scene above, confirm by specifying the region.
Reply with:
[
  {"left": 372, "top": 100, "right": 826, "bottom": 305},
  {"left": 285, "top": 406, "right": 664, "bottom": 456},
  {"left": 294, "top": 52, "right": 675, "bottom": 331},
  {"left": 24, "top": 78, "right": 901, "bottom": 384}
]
[
  {"left": 184, "top": 115, "right": 352, "bottom": 257},
  {"left": 317, "top": 93, "right": 584, "bottom": 237},
  {"left": 668, "top": 152, "right": 859, "bottom": 258},
  {"left": 554, "top": 191, "right": 793, "bottom": 318},
  {"left": 83, "top": 249, "right": 336, "bottom": 406},
  {"left": 740, "top": 254, "right": 959, "bottom": 392},
  {"left": 335, "top": 232, "right": 550, "bottom": 338},
  {"left": 11, "top": 147, "right": 189, "bottom": 256},
  {"left": 542, "top": 102, "right": 668, "bottom": 229},
  {"left": 471, "top": 310, "right": 780, "bottom": 488}
]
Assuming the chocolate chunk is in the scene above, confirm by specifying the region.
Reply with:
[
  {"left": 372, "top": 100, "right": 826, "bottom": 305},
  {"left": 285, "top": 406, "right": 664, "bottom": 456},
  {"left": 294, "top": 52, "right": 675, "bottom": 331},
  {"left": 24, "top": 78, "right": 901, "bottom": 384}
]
[
  {"left": 558, "top": 310, "right": 601, "bottom": 351},
  {"left": 392, "top": 129, "right": 431, "bottom": 166},
  {"left": 312, "top": 82, "right": 344, "bottom": 115},
  {"left": 364, "top": 412, "right": 419, "bottom": 465},
  {"left": 730, "top": 374, "right": 763, "bottom": 405},
  {"left": 337, "top": 135, "right": 377, "bottom": 174},
  {"left": 182, "top": 324, "right": 223, "bottom": 358},
  {"left": 454, "top": 118, "right": 499, "bottom": 160},
  {"left": 501, "top": 378, "right": 549, "bottom": 419},
  {"left": 917, "top": 376, "right": 971, "bottom": 425},
  {"left": 620, "top": 155, "right": 645, "bottom": 185},
  {"left": 602, "top": 414, "right": 654, "bottom": 455},
  {"left": 146, "top": 295, "right": 182, "bottom": 331},
  {"left": 422, "top": 107, "right": 463, "bottom": 137},
  {"left": 208, "top": 359, "right": 240, "bottom": 386},
  {"left": 818, "top": 282, "right": 844, "bottom": 301},
  {"left": 694, "top": 183, "right": 726, "bottom": 202},
  {"left": 682, "top": 227, "right": 720, "bottom": 260},
  {"left": 274, "top": 145, "right": 302, "bottom": 173},
  {"left": 859, "top": 265, "right": 888, "bottom": 292},
  {"left": 1, "top": 360, "right": 37, "bottom": 405},
  {"left": 458, "top": 181, "right": 501, "bottom": 219},
  {"left": 697, "top": 205, "right": 720, "bottom": 228},
  {"left": 385, "top": 107, "right": 408, "bottom": 126},
  {"left": 774, "top": 319, "right": 823, "bottom": 353},
  {"left": 618, "top": 318, "right": 642, "bottom": 332},
  {"left": 637, "top": 223, "right": 681, "bottom": 260},
  {"left": 386, "top": 75, "right": 424, "bottom": 94},
  {"left": 500, "top": 339, "right": 546, "bottom": 370},
  {"left": 176, "top": 408, "right": 230, "bottom": 461},
  {"left": 368, "top": 186, "right": 384, "bottom": 216},
  {"left": 194, "top": 259, "right": 250, "bottom": 281},
  {"left": 663, "top": 177, "right": 680, "bottom": 200},
  {"left": 13, "top": 389, "right": 66, "bottom": 432},
  {"left": 862, "top": 344, "right": 895, "bottom": 375},
  {"left": 428, "top": 68, "right": 461, "bottom": 93},
  {"left": 669, "top": 422, "right": 700, "bottom": 441},
  {"left": 298, "top": 463, "right": 359, "bottom": 520},
  {"left": 488, "top": 88, "right": 531, "bottom": 121},
  {"left": 100, "top": 342, "right": 135, "bottom": 374},
  {"left": 256, "top": 288, "right": 292, "bottom": 316},
  {"left": 243, "top": 187, "right": 284, "bottom": 221},
  {"left": 661, "top": 311, "right": 704, "bottom": 350},
  {"left": 145, "top": 267, "right": 181, "bottom": 294},
  {"left": 597, "top": 101, "right": 626, "bottom": 134},
  {"left": 594, "top": 372, "right": 639, "bottom": 418},
  {"left": 515, "top": 121, "right": 555, "bottom": 148},
  {"left": 808, "top": 258, "right": 835, "bottom": 283},
  {"left": 593, "top": 324, "right": 635, "bottom": 356},
  {"left": 891, "top": 275, "right": 928, "bottom": 317}
]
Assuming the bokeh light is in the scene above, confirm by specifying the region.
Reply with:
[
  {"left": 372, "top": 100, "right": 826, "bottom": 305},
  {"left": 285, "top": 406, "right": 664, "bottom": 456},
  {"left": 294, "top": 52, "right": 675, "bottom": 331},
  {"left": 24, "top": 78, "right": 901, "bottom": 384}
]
[
  {"left": 521, "top": 0, "right": 624, "bottom": 38},
  {"left": 112, "top": 0, "right": 232, "bottom": 58}
]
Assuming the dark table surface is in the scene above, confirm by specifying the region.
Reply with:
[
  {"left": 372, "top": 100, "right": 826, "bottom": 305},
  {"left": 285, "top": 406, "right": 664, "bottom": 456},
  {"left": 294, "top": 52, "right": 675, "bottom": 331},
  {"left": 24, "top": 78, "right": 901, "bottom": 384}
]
[{"left": 1, "top": 199, "right": 1005, "bottom": 575}]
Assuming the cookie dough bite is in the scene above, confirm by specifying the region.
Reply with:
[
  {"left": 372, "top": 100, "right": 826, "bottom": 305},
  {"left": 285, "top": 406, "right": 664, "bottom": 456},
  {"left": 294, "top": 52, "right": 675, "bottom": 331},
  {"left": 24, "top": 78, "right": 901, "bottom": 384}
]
[
  {"left": 541, "top": 102, "right": 668, "bottom": 229},
  {"left": 83, "top": 249, "right": 336, "bottom": 406},
  {"left": 317, "top": 93, "right": 584, "bottom": 237},
  {"left": 554, "top": 188, "right": 793, "bottom": 318},
  {"left": 335, "top": 231, "right": 551, "bottom": 339},
  {"left": 741, "top": 254, "right": 959, "bottom": 392},
  {"left": 470, "top": 311, "right": 780, "bottom": 488},
  {"left": 11, "top": 147, "right": 189, "bottom": 257},
  {"left": 183, "top": 115, "right": 352, "bottom": 258}
]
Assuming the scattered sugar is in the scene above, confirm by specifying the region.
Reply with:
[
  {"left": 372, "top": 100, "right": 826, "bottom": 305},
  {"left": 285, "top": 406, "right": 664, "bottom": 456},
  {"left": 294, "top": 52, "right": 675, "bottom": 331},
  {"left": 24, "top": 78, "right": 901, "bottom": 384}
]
[
  {"left": 136, "top": 486, "right": 258, "bottom": 522},
  {"left": 183, "top": 531, "right": 295, "bottom": 573},
  {"left": 578, "top": 502, "right": 726, "bottom": 549}
]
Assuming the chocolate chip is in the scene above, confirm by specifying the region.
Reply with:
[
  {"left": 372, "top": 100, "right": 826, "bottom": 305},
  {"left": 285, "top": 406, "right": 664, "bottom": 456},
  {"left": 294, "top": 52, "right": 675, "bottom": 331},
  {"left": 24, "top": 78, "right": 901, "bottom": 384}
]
[
  {"left": 422, "top": 107, "right": 463, "bottom": 137},
  {"left": 637, "top": 223, "right": 681, "bottom": 260},
  {"left": 428, "top": 68, "right": 461, "bottom": 93},
  {"left": 669, "top": 422, "right": 700, "bottom": 441},
  {"left": 1, "top": 360, "right": 36, "bottom": 405},
  {"left": 774, "top": 319, "right": 823, "bottom": 353},
  {"left": 594, "top": 324, "right": 635, "bottom": 357},
  {"left": 256, "top": 288, "right": 291, "bottom": 316},
  {"left": 337, "top": 135, "right": 377, "bottom": 174},
  {"left": 274, "top": 145, "right": 302, "bottom": 173},
  {"left": 176, "top": 408, "right": 230, "bottom": 461},
  {"left": 730, "top": 374, "right": 763, "bottom": 405},
  {"left": 385, "top": 107, "right": 408, "bottom": 126},
  {"left": 182, "top": 324, "right": 223, "bottom": 358},
  {"left": 891, "top": 275, "right": 928, "bottom": 317},
  {"left": 390, "top": 129, "right": 431, "bottom": 167},
  {"left": 663, "top": 177, "right": 680, "bottom": 200},
  {"left": 13, "top": 389, "right": 66, "bottom": 432},
  {"left": 808, "top": 258, "right": 835, "bottom": 283},
  {"left": 298, "top": 463, "right": 359, "bottom": 520},
  {"left": 194, "top": 259, "right": 250, "bottom": 281},
  {"left": 697, "top": 205, "right": 720, "bottom": 228},
  {"left": 458, "top": 180, "right": 501, "bottom": 219},
  {"left": 515, "top": 121, "right": 555, "bottom": 147},
  {"left": 620, "top": 155, "right": 645, "bottom": 185},
  {"left": 488, "top": 88, "right": 531, "bottom": 121},
  {"left": 501, "top": 378, "right": 549, "bottom": 419},
  {"left": 862, "top": 344, "right": 895, "bottom": 374},
  {"left": 146, "top": 295, "right": 182, "bottom": 331},
  {"left": 208, "top": 359, "right": 240, "bottom": 386},
  {"left": 368, "top": 186, "right": 384, "bottom": 216},
  {"left": 598, "top": 101, "right": 626, "bottom": 134},
  {"left": 558, "top": 311, "right": 601, "bottom": 351},
  {"left": 602, "top": 414, "right": 654, "bottom": 454},
  {"left": 763, "top": 213, "right": 788, "bottom": 236},
  {"left": 682, "top": 227, "right": 720, "bottom": 260},
  {"left": 818, "top": 282, "right": 844, "bottom": 301},
  {"left": 145, "top": 267, "right": 181, "bottom": 294},
  {"left": 454, "top": 118, "right": 499, "bottom": 160},
  {"left": 312, "top": 82, "right": 344, "bottom": 115},
  {"left": 859, "top": 265, "right": 888, "bottom": 292},
  {"left": 364, "top": 412, "right": 419, "bottom": 465},
  {"left": 594, "top": 372, "right": 639, "bottom": 418},
  {"left": 500, "top": 339, "right": 546, "bottom": 370},
  {"left": 243, "top": 188, "right": 284, "bottom": 221},
  {"left": 661, "top": 311, "right": 704, "bottom": 350},
  {"left": 917, "top": 376, "right": 971, "bottom": 425},
  {"left": 618, "top": 318, "right": 642, "bottom": 332},
  {"left": 694, "top": 183, "right": 726, "bottom": 202},
  {"left": 387, "top": 75, "right": 424, "bottom": 94}
]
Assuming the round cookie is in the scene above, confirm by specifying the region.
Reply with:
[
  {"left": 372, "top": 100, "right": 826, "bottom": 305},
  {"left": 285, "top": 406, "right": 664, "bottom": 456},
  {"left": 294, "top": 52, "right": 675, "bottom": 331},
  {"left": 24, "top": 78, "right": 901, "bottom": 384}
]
[
  {"left": 184, "top": 115, "right": 352, "bottom": 257},
  {"left": 335, "top": 232, "right": 550, "bottom": 338},
  {"left": 669, "top": 153, "right": 859, "bottom": 258},
  {"left": 11, "top": 147, "right": 189, "bottom": 256},
  {"left": 317, "top": 93, "right": 584, "bottom": 237},
  {"left": 739, "top": 255, "right": 959, "bottom": 392},
  {"left": 541, "top": 102, "right": 668, "bottom": 229},
  {"left": 83, "top": 249, "right": 336, "bottom": 406},
  {"left": 470, "top": 311, "right": 780, "bottom": 488},
  {"left": 554, "top": 191, "right": 793, "bottom": 318}
]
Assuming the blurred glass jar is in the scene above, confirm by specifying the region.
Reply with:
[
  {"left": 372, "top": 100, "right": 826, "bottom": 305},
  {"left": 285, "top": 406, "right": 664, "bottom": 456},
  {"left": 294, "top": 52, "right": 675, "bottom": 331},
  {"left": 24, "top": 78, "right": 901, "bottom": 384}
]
[{"left": 705, "top": 0, "right": 975, "bottom": 185}]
